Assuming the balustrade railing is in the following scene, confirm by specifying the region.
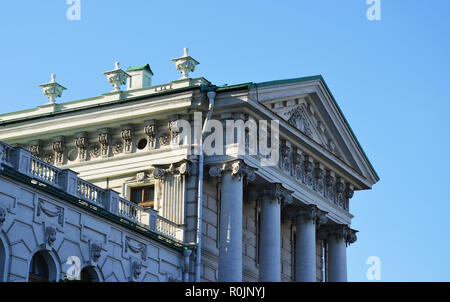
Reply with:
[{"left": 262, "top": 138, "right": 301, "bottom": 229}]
[
  {"left": 0, "top": 141, "right": 183, "bottom": 242},
  {"left": 77, "top": 179, "right": 103, "bottom": 207},
  {"left": 156, "top": 215, "right": 185, "bottom": 242}
]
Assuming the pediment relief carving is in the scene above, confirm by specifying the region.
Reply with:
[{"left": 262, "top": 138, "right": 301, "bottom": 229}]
[{"left": 266, "top": 99, "right": 340, "bottom": 157}]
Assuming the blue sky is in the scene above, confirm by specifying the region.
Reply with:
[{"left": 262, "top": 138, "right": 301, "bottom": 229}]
[{"left": 1, "top": 1, "right": 449, "bottom": 281}]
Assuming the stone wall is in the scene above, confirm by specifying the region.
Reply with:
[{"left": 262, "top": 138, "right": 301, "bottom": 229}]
[{"left": 0, "top": 174, "right": 184, "bottom": 282}]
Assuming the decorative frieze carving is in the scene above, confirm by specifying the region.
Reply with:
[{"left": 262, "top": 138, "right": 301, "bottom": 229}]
[
  {"left": 325, "top": 171, "right": 335, "bottom": 201},
  {"left": 144, "top": 120, "right": 157, "bottom": 150},
  {"left": 52, "top": 136, "right": 65, "bottom": 165},
  {"left": 302, "top": 155, "right": 313, "bottom": 187},
  {"left": 280, "top": 142, "right": 291, "bottom": 172},
  {"left": 75, "top": 132, "right": 88, "bottom": 162},
  {"left": 98, "top": 128, "right": 110, "bottom": 158},
  {"left": 286, "top": 105, "right": 313, "bottom": 138},
  {"left": 159, "top": 133, "right": 171, "bottom": 147},
  {"left": 292, "top": 151, "right": 303, "bottom": 181},
  {"left": 112, "top": 141, "right": 123, "bottom": 155},
  {"left": 313, "top": 162, "right": 324, "bottom": 193},
  {"left": 121, "top": 125, "right": 134, "bottom": 154},
  {"left": 43, "top": 153, "right": 54, "bottom": 164},
  {"left": 168, "top": 120, "right": 180, "bottom": 146},
  {"left": 29, "top": 140, "right": 42, "bottom": 157},
  {"left": 335, "top": 178, "right": 345, "bottom": 208}
]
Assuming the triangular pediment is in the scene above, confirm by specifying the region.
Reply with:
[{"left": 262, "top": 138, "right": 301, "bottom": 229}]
[{"left": 253, "top": 76, "right": 379, "bottom": 188}]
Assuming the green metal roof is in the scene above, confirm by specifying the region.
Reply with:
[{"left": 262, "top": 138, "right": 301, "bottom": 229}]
[{"left": 126, "top": 64, "right": 154, "bottom": 75}]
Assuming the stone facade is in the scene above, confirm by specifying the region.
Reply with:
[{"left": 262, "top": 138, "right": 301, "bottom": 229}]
[{"left": 0, "top": 54, "right": 378, "bottom": 282}]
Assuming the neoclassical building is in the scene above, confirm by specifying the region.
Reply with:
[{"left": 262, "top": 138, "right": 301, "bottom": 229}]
[{"left": 0, "top": 49, "right": 378, "bottom": 282}]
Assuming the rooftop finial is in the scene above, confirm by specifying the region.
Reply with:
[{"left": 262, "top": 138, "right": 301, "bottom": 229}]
[
  {"left": 104, "top": 62, "right": 130, "bottom": 92},
  {"left": 171, "top": 48, "right": 200, "bottom": 79},
  {"left": 39, "top": 74, "right": 67, "bottom": 104}
]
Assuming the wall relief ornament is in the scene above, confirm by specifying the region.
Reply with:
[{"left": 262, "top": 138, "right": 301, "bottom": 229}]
[
  {"left": 302, "top": 158, "right": 313, "bottom": 187},
  {"left": 121, "top": 126, "right": 134, "bottom": 153},
  {"left": 89, "top": 146, "right": 100, "bottom": 159},
  {"left": 37, "top": 200, "right": 64, "bottom": 226},
  {"left": 112, "top": 141, "right": 123, "bottom": 155},
  {"left": 124, "top": 237, "right": 147, "bottom": 261},
  {"left": 292, "top": 153, "right": 304, "bottom": 181},
  {"left": 43, "top": 153, "right": 54, "bottom": 164},
  {"left": 131, "top": 260, "right": 142, "bottom": 281},
  {"left": 158, "top": 133, "right": 171, "bottom": 147},
  {"left": 75, "top": 133, "right": 88, "bottom": 162},
  {"left": 45, "top": 226, "right": 57, "bottom": 247},
  {"left": 144, "top": 121, "right": 156, "bottom": 150},
  {"left": 29, "top": 140, "right": 42, "bottom": 158},
  {"left": 90, "top": 242, "right": 102, "bottom": 263},
  {"left": 285, "top": 105, "right": 313, "bottom": 138},
  {"left": 325, "top": 174, "right": 335, "bottom": 200},
  {"left": 168, "top": 121, "right": 180, "bottom": 145},
  {"left": 52, "top": 137, "right": 65, "bottom": 165},
  {"left": 280, "top": 144, "right": 291, "bottom": 172},
  {"left": 313, "top": 166, "right": 324, "bottom": 193},
  {"left": 98, "top": 129, "right": 110, "bottom": 158}
]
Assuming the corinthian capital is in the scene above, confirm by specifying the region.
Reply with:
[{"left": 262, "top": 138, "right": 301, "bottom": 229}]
[
  {"left": 260, "top": 183, "right": 293, "bottom": 205},
  {"left": 212, "top": 160, "right": 257, "bottom": 184},
  {"left": 325, "top": 225, "right": 358, "bottom": 246}
]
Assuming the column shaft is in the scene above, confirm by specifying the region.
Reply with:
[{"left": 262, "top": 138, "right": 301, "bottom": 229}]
[
  {"left": 218, "top": 172, "right": 243, "bottom": 282},
  {"left": 259, "top": 195, "right": 281, "bottom": 282},
  {"left": 295, "top": 217, "right": 316, "bottom": 282},
  {"left": 327, "top": 236, "right": 347, "bottom": 282}
]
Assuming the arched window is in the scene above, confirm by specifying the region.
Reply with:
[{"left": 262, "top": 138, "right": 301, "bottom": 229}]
[
  {"left": 80, "top": 266, "right": 100, "bottom": 282},
  {"left": 29, "top": 252, "right": 49, "bottom": 282}
]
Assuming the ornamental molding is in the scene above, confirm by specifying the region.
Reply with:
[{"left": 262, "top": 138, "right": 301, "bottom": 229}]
[
  {"left": 208, "top": 160, "right": 257, "bottom": 184},
  {"left": 259, "top": 183, "right": 293, "bottom": 206},
  {"left": 121, "top": 125, "right": 134, "bottom": 154},
  {"left": 130, "top": 259, "right": 142, "bottom": 282},
  {"left": 89, "top": 241, "right": 102, "bottom": 264},
  {"left": 52, "top": 136, "right": 65, "bottom": 165},
  {"left": 37, "top": 200, "right": 64, "bottom": 226},
  {"left": 45, "top": 226, "right": 57, "bottom": 247},
  {"left": 98, "top": 128, "right": 110, "bottom": 158},
  {"left": 29, "top": 140, "right": 42, "bottom": 158},
  {"left": 152, "top": 160, "right": 192, "bottom": 180},
  {"left": 75, "top": 132, "right": 88, "bottom": 162},
  {"left": 124, "top": 237, "right": 147, "bottom": 261},
  {"left": 321, "top": 225, "right": 358, "bottom": 246},
  {"left": 144, "top": 120, "right": 157, "bottom": 150}
]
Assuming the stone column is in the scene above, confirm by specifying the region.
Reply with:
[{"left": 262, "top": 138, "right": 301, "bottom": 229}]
[
  {"left": 210, "top": 160, "right": 256, "bottom": 282},
  {"left": 295, "top": 205, "right": 327, "bottom": 282},
  {"left": 326, "top": 225, "right": 357, "bottom": 282},
  {"left": 258, "top": 184, "right": 292, "bottom": 282}
]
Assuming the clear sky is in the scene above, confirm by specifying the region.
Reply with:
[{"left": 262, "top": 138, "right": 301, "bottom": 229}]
[{"left": 1, "top": 1, "right": 449, "bottom": 282}]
